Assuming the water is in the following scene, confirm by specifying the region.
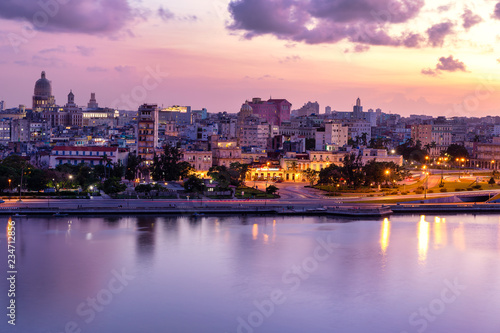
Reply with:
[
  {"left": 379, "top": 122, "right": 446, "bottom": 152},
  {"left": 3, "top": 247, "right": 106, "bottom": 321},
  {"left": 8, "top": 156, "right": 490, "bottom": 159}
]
[{"left": 1, "top": 214, "right": 500, "bottom": 333}]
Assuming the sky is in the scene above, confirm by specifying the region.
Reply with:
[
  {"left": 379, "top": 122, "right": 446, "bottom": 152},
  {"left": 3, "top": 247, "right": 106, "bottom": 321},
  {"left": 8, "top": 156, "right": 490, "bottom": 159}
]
[{"left": 0, "top": 0, "right": 500, "bottom": 117}]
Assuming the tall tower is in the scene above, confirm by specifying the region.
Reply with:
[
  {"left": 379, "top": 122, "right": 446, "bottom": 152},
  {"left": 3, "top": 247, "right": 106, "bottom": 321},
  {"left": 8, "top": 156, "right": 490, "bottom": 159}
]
[
  {"left": 87, "top": 93, "right": 98, "bottom": 109},
  {"left": 33, "top": 71, "right": 55, "bottom": 111},
  {"left": 67, "top": 90, "right": 75, "bottom": 106},
  {"left": 353, "top": 97, "right": 363, "bottom": 119},
  {"left": 137, "top": 104, "right": 159, "bottom": 165}
]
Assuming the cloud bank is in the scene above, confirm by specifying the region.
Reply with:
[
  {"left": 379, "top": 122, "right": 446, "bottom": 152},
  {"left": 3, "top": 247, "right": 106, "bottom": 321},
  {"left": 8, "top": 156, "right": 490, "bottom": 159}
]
[
  {"left": 228, "top": 0, "right": 426, "bottom": 46},
  {"left": 0, "top": 0, "right": 133, "bottom": 34}
]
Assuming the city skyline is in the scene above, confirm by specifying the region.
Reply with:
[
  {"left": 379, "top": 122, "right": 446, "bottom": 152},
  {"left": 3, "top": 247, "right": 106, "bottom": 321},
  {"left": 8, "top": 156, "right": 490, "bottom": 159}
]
[{"left": 1, "top": 0, "right": 500, "bottom": 116}]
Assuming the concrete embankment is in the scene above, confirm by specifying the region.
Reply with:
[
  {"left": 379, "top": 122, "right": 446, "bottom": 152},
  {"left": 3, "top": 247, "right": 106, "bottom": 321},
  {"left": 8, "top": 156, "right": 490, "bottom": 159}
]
[{"left": 390, "top": 203, "right": 500, "bottom": 214}]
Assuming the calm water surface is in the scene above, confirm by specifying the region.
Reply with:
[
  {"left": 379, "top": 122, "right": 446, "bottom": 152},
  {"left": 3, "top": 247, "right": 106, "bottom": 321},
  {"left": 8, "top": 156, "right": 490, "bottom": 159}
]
[{"left": 2, "top": 214, "right": 500, "bottom": 333}]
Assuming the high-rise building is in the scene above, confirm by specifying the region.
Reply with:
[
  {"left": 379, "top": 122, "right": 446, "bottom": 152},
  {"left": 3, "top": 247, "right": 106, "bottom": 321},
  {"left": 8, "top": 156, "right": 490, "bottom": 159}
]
[
  {"left": 353, "top": 97, "right": 363, "bottom": 119},
  {"left": 33, "top": 71, "right": 56, "bottom": 111},
  {"left": 137, "top": 104, "right": 159, "bottom": 165},
  {"left": 247, "top": 97, "right": 291, "bottom": 126}
]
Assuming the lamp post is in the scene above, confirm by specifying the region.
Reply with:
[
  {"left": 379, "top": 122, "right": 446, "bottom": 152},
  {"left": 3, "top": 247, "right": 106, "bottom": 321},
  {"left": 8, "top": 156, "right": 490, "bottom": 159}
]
[{"left": 18, "top": 167, "right": 23, "bottom": 202}]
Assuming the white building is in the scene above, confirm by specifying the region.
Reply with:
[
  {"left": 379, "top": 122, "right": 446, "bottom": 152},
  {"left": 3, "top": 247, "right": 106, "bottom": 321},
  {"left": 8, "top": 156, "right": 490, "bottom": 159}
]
[
  {"left": 315, "top": 122, "right": 348, "bottom": 151},
  {"left": 49, "top": 146, "right": 129, "bottom": 168}
]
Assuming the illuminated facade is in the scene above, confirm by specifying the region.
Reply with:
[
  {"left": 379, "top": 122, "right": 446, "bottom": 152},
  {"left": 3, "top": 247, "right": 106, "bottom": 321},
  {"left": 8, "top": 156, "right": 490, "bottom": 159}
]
[
  {"left": 137, "top": 104, "right": 159, "bottom": 165},
  {"left": 33, "top": 71, "right": 55, "bottom": 111}
]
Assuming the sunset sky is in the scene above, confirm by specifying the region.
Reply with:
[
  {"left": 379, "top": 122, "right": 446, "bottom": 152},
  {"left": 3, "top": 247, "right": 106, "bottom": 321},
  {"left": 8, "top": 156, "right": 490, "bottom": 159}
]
[{"left": 1, "top": 0, "right": 500, "bottom": 116}]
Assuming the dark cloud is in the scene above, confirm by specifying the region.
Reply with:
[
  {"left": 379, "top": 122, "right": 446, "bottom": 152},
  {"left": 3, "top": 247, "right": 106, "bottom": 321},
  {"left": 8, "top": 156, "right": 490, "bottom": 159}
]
[
  {"left": 495, "top": 2, "right": 500, "bottom": 20},
  {"left": 227, "top": 0, "right": 425, "bottom": 47},
  {"left": 462, "top": 9, "right": 483, "bottom": 30},
  {"left": 426, "top": 22, "right": 454, "bottom": 47},
  {"left": 422, "top": 55, "right": 467, "bottom": 76},
  {"left": 0, "top": 0, "right": 132, "bottom": 34},
  {"left": 436, "top": 55, "right": 467, "bottom": 72}
]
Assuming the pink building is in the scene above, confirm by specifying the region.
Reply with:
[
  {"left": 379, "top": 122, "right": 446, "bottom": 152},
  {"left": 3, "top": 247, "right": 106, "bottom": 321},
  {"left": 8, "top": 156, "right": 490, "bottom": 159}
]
[{"left": 247, "top": 98, "right": 291, "bottom": 126}]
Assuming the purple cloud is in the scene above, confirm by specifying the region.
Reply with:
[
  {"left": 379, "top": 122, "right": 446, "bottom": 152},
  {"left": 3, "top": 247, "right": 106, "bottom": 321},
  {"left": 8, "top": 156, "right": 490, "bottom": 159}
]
[
  {"left": 495, "top": 2, "right": 500, "bottom": 20},
  {"left": 426, "top": 22, "right": 454, "bottom": 47},
  {"left": 422, "top": 55, "right": 468, "bottom": 76},
  {"left": 436, "top": 55, "right": 467, "bottom": 72},
  {"left": 421, "top": 68, "right": 437, "bottom": 76},
  {"left": 462, "top": 9, "right": 483, "bottom": 30},
  {"left": 158, "top": 7, "right": 175, "bottom": 21},
  {"left": 227, "top": 0, "right": 425, "bottom": 47},
  {"left": 0, "top": 0, "right": 132, "bottom": 34}
]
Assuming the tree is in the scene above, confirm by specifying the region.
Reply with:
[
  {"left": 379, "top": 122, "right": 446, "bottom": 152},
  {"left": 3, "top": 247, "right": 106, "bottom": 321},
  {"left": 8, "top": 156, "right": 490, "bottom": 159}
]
[
  {"left": 149, "top": 145, "right": 187, "bottom": 181},
  {"left": 183, "top": 175, "right": 205, "bottom": 194},
  {"left": 396, "top": 138, "right": 427, "bottom": 163},
  {"left": 302, "top": 168, "right": 319, "bottom": 186},
  {"left": 341, "top": 153, "right": 364, "bottom": 188},
  {"left": 266, "top": 185, "right": 278, "bottom": 195},
  {"left": 100, "top": 178, "right": 126, "bottom": 195},
  {"left": 208, "top": 165, "right": 232, "bottom": 190},
  {"left": 318, "top": 164, "right": 342, "bottom": 185},
  {"left": 125, "top": 153, "right": 142, "bottom": 181},
  {"left": 135, "top": 184, "right": 153, "bottom": 195},
  {"left": 229, "top": 162, "right": 250, "bottom": 186},
  {"left": 445, "top": 144, "right": 469, "bottom": 163}
]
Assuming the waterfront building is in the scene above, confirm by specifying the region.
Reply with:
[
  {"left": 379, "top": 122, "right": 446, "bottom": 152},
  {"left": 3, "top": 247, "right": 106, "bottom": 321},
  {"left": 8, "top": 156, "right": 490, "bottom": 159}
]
[
  {"left": 49, "top": 146, "right": 129, "bottom": 168},
  {"left": 182, "top": 150, "right": 212, "bottom": 178},
  {"left": 137, "top": 104, "right": 159, "bottom": 165}
]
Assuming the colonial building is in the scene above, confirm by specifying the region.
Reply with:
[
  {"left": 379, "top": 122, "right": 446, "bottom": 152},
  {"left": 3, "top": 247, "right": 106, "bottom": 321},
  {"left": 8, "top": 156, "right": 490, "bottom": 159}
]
[
  {"left": 32, "top": 71, "right": 55, "bottom": 111},
  {"left": 49, "top": 146, "right": 129, "bottom": 168}
]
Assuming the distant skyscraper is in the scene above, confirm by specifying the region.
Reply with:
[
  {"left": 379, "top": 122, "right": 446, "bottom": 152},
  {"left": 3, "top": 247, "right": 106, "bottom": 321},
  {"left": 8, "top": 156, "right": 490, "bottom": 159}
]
[
  {"left": 87, "top": 93, "right": 98, "bottom": 109},
  {"left": 32, "top": 71, "right": 55, "bottom": 111},
  {"left": 353, "top": 97, "right": 363, "bottom": 119},
  {"left": 137, "top": 104, "right": 159, "bottom": 165}
]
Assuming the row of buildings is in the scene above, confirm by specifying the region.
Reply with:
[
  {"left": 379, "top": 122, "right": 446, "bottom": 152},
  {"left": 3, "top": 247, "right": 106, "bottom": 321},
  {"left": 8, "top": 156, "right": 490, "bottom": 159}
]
[{"left": 3, "top": 71, "right": 500, "bottom": 181}]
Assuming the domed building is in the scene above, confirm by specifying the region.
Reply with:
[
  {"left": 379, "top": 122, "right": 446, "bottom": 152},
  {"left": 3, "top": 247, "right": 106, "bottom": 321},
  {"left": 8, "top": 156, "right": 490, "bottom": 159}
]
[
  {"left": 237, "top": 101, "right": 253, "bottom": 126},
  {"left": 32, "top": 71, "right": 55, "bottom": 111}
]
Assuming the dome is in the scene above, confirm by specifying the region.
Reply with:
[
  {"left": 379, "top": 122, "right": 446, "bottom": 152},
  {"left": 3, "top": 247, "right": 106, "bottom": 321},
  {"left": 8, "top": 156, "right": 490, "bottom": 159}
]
[
  {"left": 34, "top": 71, "right": 52, "bottom": 97},
  {"left": 240, "top": 102, "right": 252, "bottom": 112}
]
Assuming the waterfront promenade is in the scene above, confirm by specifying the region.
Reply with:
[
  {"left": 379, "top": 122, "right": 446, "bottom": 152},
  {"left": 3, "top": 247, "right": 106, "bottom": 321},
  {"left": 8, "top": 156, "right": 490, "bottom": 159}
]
[{"left": 2, "top": 196, "right": 500, "bottom": 216}]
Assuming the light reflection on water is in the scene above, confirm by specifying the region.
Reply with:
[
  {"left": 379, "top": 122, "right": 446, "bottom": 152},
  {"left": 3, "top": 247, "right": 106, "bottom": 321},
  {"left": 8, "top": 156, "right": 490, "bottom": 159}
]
[{"left": 2, "top": 214, "right": 500, "bottom": 333}]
